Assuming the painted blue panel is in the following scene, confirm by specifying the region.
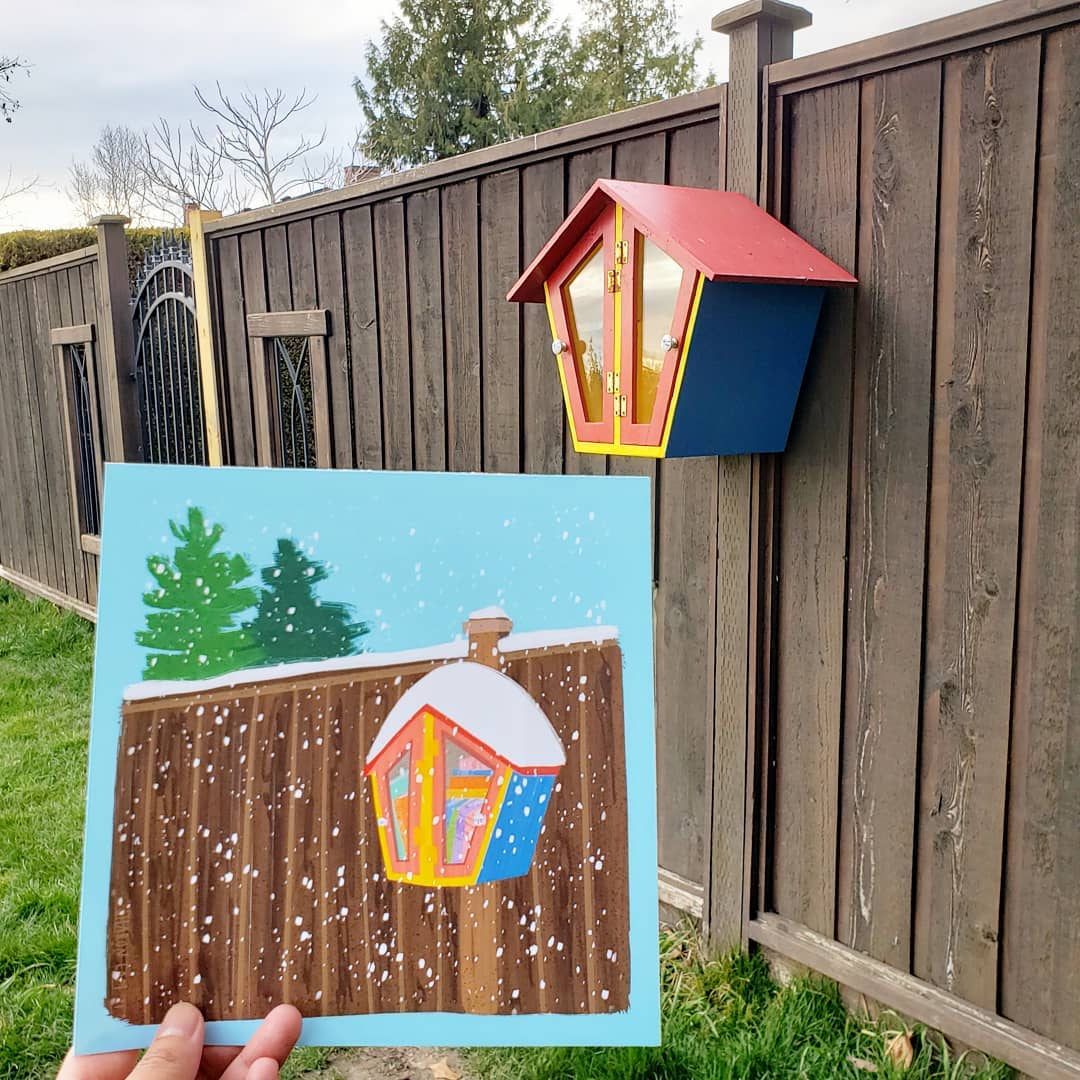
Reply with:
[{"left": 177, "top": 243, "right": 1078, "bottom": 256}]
[
  {"left": 477, "top": 772, "right": 555, "bottom": 883},
  {"left": 666, "top": 281, "right": 825, "bottom": 457}
]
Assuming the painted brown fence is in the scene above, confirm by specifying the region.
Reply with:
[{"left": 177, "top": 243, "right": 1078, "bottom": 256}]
[{"left": 108, "top": 628, "right": 627, "bottom": 1024}]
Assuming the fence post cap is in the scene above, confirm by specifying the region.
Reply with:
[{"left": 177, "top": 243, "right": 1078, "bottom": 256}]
[
  {"left": 89, "top": 214, "right": 131, "bottom": 226},
  {"left": 711, "top": 0, "right": 812, "bottom": 34}
]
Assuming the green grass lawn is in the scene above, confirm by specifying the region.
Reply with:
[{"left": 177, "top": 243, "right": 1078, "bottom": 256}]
[{"left": 0, "top": 581, "right": 1011, "bottom": 1079}]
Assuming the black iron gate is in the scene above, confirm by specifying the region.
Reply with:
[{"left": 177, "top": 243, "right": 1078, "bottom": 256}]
[{"left": 131, "top": 234, "right": 206, "bottom": 464}]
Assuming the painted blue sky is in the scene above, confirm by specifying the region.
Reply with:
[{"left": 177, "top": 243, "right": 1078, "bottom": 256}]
[{"left": 102, "top": 463, "right": 641, "bottom": 691}]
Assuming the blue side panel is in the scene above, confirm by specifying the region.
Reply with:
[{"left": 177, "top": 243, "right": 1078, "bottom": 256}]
[
  {"left": 476, "top": 772, "right": 556, "bottom": 883},
  {"left": 666, "top": 280, "right": 826, "bottom": 457}
]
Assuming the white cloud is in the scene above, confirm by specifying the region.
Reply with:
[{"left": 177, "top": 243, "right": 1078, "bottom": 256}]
[{"left": 1, "top": 0, "right": 989, "bottom": 229}]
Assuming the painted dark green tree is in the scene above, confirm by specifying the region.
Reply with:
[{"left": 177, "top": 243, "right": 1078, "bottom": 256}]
[
  {"left": 247, "top": 538, "right": 368, "bottom": 664},
  {"left": 137, "top": 507, "right": 262, "bottom": 680}
]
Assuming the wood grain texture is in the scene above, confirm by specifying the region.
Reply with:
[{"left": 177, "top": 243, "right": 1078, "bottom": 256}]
[
  {"left": 43, "top": 271, "right": 89, "bottom": 604},
  {"left": 651, "top": 120, "right": 721, "bottom": 887},
  {"left": 406, "top": 190, "right": 448, "bottom": 471},
  {"left": 836, "top": 62, "right": 941, "bottom": 969},
  {"left": 479, "top": 170, "right": 521, "bottom": 473},
  {"left": 520, "top": 159, "right": 566, "bottom": 475},
  {"left": 313, "top": 215, "right": 354, "bottom": 469},
  {"left": 212, "top": 236, "right": 256, "bottom": 465},
  {"left": 914, "top": 37, "right": 1040, "bottom": 1008},
  {"left": 770, "top": 80, "right": 858, "bottom": 938},
  {"left": 342, "top": 207, "right": 383, "bottom": 470},
  {"left": 106, "top": 639, "right": 629, "bottom": 1022},
  {"left": 999, "top": 25, "right": 1080, "bottom": 1045},
  {"left": 373, "top": 200, "right": 413, "bottom": 470},
  {"left": 441, "top": 181, "right": 482, "bottom": 473},
  {"left": 239, "top": 233, "right": 270, "bottom": 465},
  {"left": 0, "top": 284, "right": 36, "bottom": 581}
]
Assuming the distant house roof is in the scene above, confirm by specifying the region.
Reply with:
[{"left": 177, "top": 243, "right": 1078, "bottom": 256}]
[
  {"left": 365, "top": 661, "right": 566, "bottom": 771},
  {"left": 507, "top": 179, "right": 857, "bottom": 304}
]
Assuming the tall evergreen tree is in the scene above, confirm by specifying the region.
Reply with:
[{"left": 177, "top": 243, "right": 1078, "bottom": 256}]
[
  {"left": 565, "top": 0, "right": 710, "bottom": 124},
  {"left": 137, "top": 507, "right": 261, "bottom": 680},
  {"left": 354, "top": 0, "right": 574, "bottom": 170},
  {"left": 247, "top": 538, "right": 368, "bottom": 664},
  {"left": 353, "top": 0, "right": 708, "bottom": 170}
]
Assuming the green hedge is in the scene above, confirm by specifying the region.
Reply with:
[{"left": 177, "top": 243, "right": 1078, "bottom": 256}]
[{"left": 0, "top": 228, "right": 190, "bottom": 284}]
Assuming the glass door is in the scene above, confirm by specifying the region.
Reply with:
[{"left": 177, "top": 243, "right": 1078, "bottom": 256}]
[
  {"left": 548, "top": 207, "right": 616, "bottom": 446},
  {"left": 619, "top": 220, "right": 697, "bottom": 447}
]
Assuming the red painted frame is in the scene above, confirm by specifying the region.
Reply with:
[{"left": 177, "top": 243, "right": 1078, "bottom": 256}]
[
  {"left": 619, "top": 211, "right": 698, "bottom": 447},
  {"left": 547, "top": 206, "right": 616, "bottom": 445}
]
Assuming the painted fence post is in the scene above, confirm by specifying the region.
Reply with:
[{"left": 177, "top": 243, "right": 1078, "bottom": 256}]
[
  {"left": 185, "top": 205, "right": 224, "bottom": 467},
  {"left": 91, "top": 215, "right": 140, "bottom": 463},
  {"left": 708, "top": 0, "right": 811, "bottom": 951}
]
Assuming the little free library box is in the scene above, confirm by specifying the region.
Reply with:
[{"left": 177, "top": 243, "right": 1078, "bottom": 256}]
[
  {"left": 508, "top": 179, "right": 856, "bottom": 458},
  {"left": 107, "top": 608, "right": 629, "bottom": 1023}
]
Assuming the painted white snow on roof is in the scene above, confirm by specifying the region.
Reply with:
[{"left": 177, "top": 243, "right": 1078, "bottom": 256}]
[
  {"left": 499, "top": 626, "right": 618, "bottom": 652},
  {"left": 467, "top": 605, "right": 509, "bottom": 620},
  {"left": 122, "top": 640, "right": 468, "bottom": 702},
  {"left": 122, "top": 621, "right": 619, "bottom": 702},
  {"left": 365, "top": 661, "right": 566, "bottom": 769}
]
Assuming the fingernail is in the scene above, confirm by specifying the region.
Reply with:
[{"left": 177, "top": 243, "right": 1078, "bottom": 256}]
[{"left": 156, "top": 1002, "right": 203, "bottom": 1039}]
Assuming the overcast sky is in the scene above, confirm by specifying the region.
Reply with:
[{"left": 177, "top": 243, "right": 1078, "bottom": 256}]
[{"left": 2, "top": 0, "right": 985, "bottom": 230}]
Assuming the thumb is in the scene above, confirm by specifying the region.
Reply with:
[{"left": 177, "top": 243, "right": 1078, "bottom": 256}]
[{"left": 130, "top": 1003, "right": 204, "bottom": 1079}]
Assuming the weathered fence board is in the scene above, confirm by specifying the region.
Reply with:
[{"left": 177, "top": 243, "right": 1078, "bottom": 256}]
[
  {"left": 406, "top": 189, "right": 447, "bottom": 472},
  {"left": 372, "top": 200, "right": 413, "bottom": 471},
  {"left": 770, "top": 79, "right": 858, "bottom": 938},
  {"left": 998, "top": 23, "right": 1080, "bottom": 1049},
  {"left": 913, "top": 36, "right": 1040, "bottom": 1009},
  {"left": 835, "top": 60, "right": 941, "bottom": 970}
]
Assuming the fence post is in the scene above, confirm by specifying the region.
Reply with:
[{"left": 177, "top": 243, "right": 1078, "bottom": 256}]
[
  {"left": 185, "top": 205, "right": 224, "bottom": 466},
  {"left": 91, "top": 215, "right": 140, "bottom": 462},
  {"left": 707, "top": 0, "right": 811, "bottom": 951}
]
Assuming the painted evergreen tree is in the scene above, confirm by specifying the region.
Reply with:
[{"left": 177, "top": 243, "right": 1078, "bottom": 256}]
[
  {"left": 137, "top": 507, "right": 262, "bottom": 680},
  {"left": 247, "top": 538, "right": 368, "bottom": 664}
]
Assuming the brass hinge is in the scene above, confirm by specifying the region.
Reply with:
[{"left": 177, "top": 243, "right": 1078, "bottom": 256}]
[
  {"left": 615, "top": 239, "right": 629, "bottom": 265},
  {"left": 618, "top": 394, "right": 627, "bottom": 417},
  {"left": 606, "top": 371, "right": 620, "bottom": 395},
  {"left": 606, "top": 268, "right": 621, "bottom": 293}
]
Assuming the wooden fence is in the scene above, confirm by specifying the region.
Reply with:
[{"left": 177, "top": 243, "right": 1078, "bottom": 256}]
[
  {"left": 2, "top": 0, "right": 1080, "bottom": 1072},
  {"left": 108, "top": 625, "right": 627, "bottom": 1024}
]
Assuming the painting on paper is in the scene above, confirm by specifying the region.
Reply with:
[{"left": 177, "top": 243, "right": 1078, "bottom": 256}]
[{"left": 74, "top": 464, "right": 658, "bottom": 1052}]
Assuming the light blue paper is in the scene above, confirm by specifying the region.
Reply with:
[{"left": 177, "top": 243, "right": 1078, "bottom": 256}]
[{"left": 75, "top": 464, "right": 659, "bottom": 1052}]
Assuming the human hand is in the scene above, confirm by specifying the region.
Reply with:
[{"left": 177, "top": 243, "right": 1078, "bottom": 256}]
[{"left": 57, "top": 1001, "right": 303, "bottom": 1080}]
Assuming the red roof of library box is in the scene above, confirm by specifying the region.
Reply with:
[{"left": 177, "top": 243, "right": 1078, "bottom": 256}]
[{"left": 507, "top": 178, "right": 857, "bottom": 304}]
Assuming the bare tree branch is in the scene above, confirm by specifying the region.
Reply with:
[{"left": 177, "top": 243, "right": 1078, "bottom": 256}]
[
  {"left": 191, "top": 82, "right": 330, "bottom": 205},
  {"left": 141, "top": 118, "right": 246, "bottom": 223},
  {"left": 0, "top": 56, "right": 30, "bottom": 123},
  {"left": 0, "top": 166, "right": 38, "bottom": 205},
  {"left": 68, "top": 125, "right": 153, "bottom": 224}
]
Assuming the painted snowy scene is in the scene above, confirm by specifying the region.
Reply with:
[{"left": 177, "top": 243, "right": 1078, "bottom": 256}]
[{"left": 92, "top": 469, "right": 647, "bottom": 1035}]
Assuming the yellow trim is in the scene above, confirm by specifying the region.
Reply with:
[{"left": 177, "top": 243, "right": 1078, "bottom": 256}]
[
  {"left": 185, "top": 206, "right": 224, "bottom": 466},
  {"left": 658, "top": 272, "right": 706, "bottom": 454},
  {"left": 544, "top": 281, "right": 582, "bottom": 449},
  {"left": 416, "top": 711, "right": 438, "bottom": 880},
  {"left": 613, "top": 205, "right": 623, "bottom": 444}
]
